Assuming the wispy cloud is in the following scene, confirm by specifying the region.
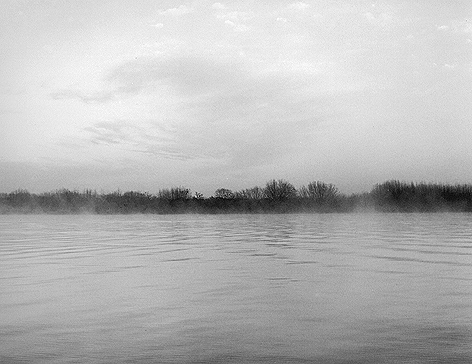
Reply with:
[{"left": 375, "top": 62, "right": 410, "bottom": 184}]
[
  {"left": 81, "top": 120, "right": 197, "bottom": 160},
  {"left": 363, "top": 11, "right": 395, "bottom": 29},
  {"left": 50, "top": 55, "right": 246, "bottom": 103},
  {"left": 5, "top": 0, "right": 472, "bottom": 194},
  {"left": 105, "top": 55, "right": 249, "bottom": 97},
  {"left": 85, "top": 120, "right": 171, "bottom": 142},
  {"left": 84, "top": 121, "right": 140, "bottom": 145},
  {"left": 211, "top": 2, "right": 225, "bottom": 10},
  {"left": 158, "top": 5, "right": 192, "bottom": 16},
  {"left": 459, "top": 20, "right": 472, "bottom": 33},
  {"left": 81, "top": 119, "right": 211, "bottom": 162},
  {"left": 216, "top": 11, "right": 253, "bottom": 22},
  {"left": 64, "top": 54, "right": 337, "bottom": 167},
  {"left": 287, "top": 2, "right": 310, "bottom": 11},
  {"left": 50, "top": 89, "right": 115, "bottom": 103},
  {"left": 216, "top": 10, "right": 253, "bottom": 32},
  {"left": 224, "top": 20, "right": 250, "bottom": 32}
]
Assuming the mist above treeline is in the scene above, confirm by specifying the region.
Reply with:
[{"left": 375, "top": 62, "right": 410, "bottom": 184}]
[{"left": 2, "top": 180, "right": 472, "bottom": 214}]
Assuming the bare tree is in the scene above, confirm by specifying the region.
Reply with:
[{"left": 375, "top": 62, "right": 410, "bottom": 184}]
[
  {"left": 214, "top": 188, "right": 235, "bottom": 199},
  {"left": 264, "top": 179, "right": 297, "bottom": 201},
  {"left": 299, "top": 181, "right": 338, "bottom": 204},
  {"left": 158, "top": 187, "right": 191, "bottom": 200},
  {"left": 235, "top": 186, "right": 264, "bottom": 200},
  {"left": 193, "top": 192, "right": 204, "bottom": 200}
]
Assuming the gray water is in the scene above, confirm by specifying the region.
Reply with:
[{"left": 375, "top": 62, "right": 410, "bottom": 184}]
[{"left": 1, "top": 213, "right": 471, "bottom": 363}]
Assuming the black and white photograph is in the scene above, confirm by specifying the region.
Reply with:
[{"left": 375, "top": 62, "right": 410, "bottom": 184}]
[{"left": 1, "top": 1, "right": 472, "bottom": 363}]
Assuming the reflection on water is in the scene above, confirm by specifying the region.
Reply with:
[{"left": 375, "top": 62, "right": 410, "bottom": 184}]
[{"left": 1, "top": 213, "right": 471, "bottom": 363}]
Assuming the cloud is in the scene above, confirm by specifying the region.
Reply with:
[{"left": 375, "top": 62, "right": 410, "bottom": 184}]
[
  {"left": 224, "top": 20, "right": 250, "bottom": 32},
  {"left": 105, "top": 55, "right": 249, "bottom": 97},
  {"left": 62, "top": 54, "right": 334, "bottom": 170},
  {"left": 442, "top": 20, "right": 472, "bottom": 35},
  {"left": 52, "top": 54, "right": 246, "bottom": 103},
  {"left": 139, "top": 58, "right": 327, "bottom": 165},
  {"left": 287, "top": 2, "right": 310, "bottom": 11},
  {"left": 216, "top": 10, "right": 253, "bottom": 22},
  {"left": 81, "top": 120, "right": 197, "bottom": 161},
  {"left": 50, "top": 55, "right": 247, "bottom": 104},
  {"left": 80, "top": 119, "right": 212, "bottom": 162},
  {"left": 83, "top": 121, "right": 140, "bottom": 145},
  {"left": 53, "top": 51, "right": 360, "bottom": 175},
  {"left": 50, "top": 89, "right": 115, "bottom": 103},
  {"left": 211, "top": 2, "right": 225, "bottom": 10},
  {"left": 150, "top": 23, "right": 164, "bottom": 28},
  {"left": 158, "top": 5, "right": 192, "bottom": 16},
  {"left": 460, "top": 21, "right": 472, "bottom": 33},
  {"left": 216, "top": 10, "right": 253, "bottom": 32},
  {"left": 363, "top": 11, "right": 395, "bottom": 28}
]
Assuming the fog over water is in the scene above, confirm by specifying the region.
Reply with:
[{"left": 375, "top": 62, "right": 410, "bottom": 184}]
[{"left": 1, "top": 213, "right": 472, "bottom": 363}]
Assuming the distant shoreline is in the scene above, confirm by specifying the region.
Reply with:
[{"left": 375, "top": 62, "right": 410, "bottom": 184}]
[{"left": 2, "top": 180, "right": 472, "bottom": 214}]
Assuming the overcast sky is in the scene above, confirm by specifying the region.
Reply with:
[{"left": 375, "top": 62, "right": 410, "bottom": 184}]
[{"left": 1, "top": 0, "right": 471, "bottom": 195}]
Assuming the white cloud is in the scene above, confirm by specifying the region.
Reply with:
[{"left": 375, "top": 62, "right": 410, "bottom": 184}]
[
  {"left": 159, "top": 5, "right": 192, "bottom": 16},
  {"left": 276, "top": 17, "right": 288, "bottom": 23},
  {"left": 212, "top": 2, "right": 225, "bottom": 10},
  {"left": 150, "top": 23, "right": 164, "bottom": 28},
  {"left": 461, "top": 22, "right": 472, "bottom": 33},
  {"left": 105, "top": 55, "right": 250, "bottom": 98},
  {"left": 445, "top": 20, "right": 472, "bottom": 35},
  {"left": 364, "top": 11, "right": 395, "bottom": 28},
  {"left": 217, "top": 11, "right": 253, "bottom": 22},
  {"left": 217, "top": 11, "right": 253, "bottom": 32},
  {"left": 437, "top": 25, "right": 449, "bottom": 31},
  {"left": 68, "top": 55, "right": 333, "bottom": 170},
  {"left": 287, "top": 2, "right": 310, "bottom": 11},
  {"left": 224, "top": 20, "right": 250, "bottom": 32},
  {"left": 50, "top": 89, "right": 116, "bottom": 103}
]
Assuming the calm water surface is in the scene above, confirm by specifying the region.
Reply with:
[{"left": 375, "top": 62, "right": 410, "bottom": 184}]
[{"left": 1, "top": 213, "right": 471, "bottom": 363}]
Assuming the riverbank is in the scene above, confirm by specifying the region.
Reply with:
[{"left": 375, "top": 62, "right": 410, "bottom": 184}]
[{"left": 2, "top": 180, "right": 472, "bottom": 214}]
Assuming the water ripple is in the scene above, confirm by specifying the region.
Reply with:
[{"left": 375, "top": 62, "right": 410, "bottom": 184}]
[{"left": 1, "top": 213, "right": 472, "bottom": 363}]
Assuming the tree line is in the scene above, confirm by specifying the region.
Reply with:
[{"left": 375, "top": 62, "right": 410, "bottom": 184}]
[{"left": 1, "top": 180, "right": 472, "bottom": 214}]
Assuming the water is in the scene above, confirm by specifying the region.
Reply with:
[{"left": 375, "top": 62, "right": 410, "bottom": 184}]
[{"left": 1, "top": 213, "right": 471, "bottom": 363}]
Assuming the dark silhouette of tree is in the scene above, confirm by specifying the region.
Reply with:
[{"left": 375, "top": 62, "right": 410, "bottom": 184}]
[
  {"left": 299, "top": 181, "right": 339, "bottom": 204},
  {"left": 235, "top": 186, "right": 264, "bottom": 200},
  {"left": 264, "top": 179, "right": 296, "bottom": 201},
  {"left": 158, "top": 187, "right": 191, "bottom": 200},
  {"left": 7, "top": 189, "right": 33, "bottom": 207},
  {"left": 2, "top": 179, "right": 472, "bottom": 214},
  {"left": 214, "top": 188, "right": 235, "bottom": 199},
  {"left": 371, "top": 180, "right": 472, "bottom": 212},
  {"left": 193, "top": 192, "right": 204, "bottom": 200}
]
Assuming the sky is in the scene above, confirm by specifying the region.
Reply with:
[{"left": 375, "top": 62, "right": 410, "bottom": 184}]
[{"left": 1, "top": 0, "right": 472, "bottom": 196}]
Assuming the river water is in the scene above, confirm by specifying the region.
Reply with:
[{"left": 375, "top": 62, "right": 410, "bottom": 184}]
[{"left": 1, "top": 213, "right": 471, "bottom": 363}]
